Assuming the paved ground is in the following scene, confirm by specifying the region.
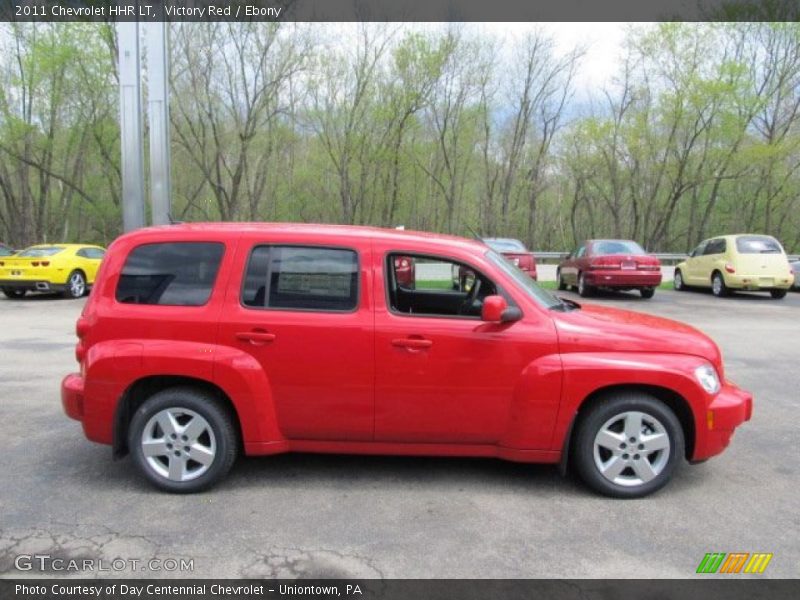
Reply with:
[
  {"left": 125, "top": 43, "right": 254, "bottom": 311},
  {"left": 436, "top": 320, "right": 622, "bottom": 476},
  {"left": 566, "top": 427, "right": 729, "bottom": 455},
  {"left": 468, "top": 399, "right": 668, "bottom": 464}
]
[{"left": 0, "top": 288, "right": 798, "bottom": 579}]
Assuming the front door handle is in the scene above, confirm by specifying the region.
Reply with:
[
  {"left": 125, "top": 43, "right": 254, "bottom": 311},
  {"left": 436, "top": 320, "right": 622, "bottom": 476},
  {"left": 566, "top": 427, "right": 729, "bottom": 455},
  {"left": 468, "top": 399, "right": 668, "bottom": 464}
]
[
  {"left": 391, "top": 338, "right": 433, "bottom": 350},
  {"left": 236, "top": 330, "right": 276, "bottom": 345}
]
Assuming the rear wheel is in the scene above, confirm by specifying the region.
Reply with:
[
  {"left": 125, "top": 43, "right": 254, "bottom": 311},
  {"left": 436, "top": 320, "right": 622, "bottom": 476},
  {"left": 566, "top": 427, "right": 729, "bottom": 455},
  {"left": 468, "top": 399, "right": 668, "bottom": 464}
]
[
  {"left": 557, "top": 270, "right": 567, "bottom": 291},
  {"left": 640, "top": 288, "right": 655, "bottom": 299},
  {"left": 711, "top": 271, "right": 729, "bottom": 297},
  {"left": 129, "top": 387, "right": 238, "bottom": 493},
  {"left": 770, "top": 289, "right": 787, "bottom": 299},
  {"left": 2, "top": 287, "right": 26, "bottom": 299},
  {"left": 577, "top": 273, "right": 593, "bottom": 297},
  {"left": 573, "top": 393, "right": 684, "bottom": 498},
  {"left": 673, "top": 269, "right": 685, "bottom": 291},
  {"left": 64, "top": 270, "right": 86, "bottom": 299}
]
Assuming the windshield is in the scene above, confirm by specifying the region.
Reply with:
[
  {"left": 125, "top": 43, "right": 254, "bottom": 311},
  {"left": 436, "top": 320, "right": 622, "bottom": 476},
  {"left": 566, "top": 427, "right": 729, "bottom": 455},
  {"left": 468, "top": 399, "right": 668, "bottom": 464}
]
[
  {"left": 591, "top": 240, "right": 645, "bottom": 256},
  {"left": 485, "top": 238, "right": 527, "bottom": 252},
  {"left": 735, "top": 236, "right": 783, "bottom": 254},
  {"left": 486, "top": 249, "right": 561, "bottom": 309},
  {"left": 18, "top": 246, "right": 65, "bottom": 257}
]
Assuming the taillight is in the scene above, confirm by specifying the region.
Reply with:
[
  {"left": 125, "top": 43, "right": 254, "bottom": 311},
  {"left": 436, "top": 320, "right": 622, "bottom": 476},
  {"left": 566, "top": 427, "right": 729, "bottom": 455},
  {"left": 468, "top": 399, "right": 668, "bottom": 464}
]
[
  {"left": 725, "top": 263, "right": 736, "bottom": 274},
  {"left": 41, "top": 261, "right": 49, "bottom": 266},
  {"left": 76, "top": 316, "right": 89, "bottom": 339},
  {"left": 589, "top": 258, "right": 620, "bottom": 270},
  {"left": 32, "top": 261, "right": 39, "bottom": 266},
  {"left": 75, "top": 341, "right": 86, "bottom": 364},
  {"left": 0, "top": 261, "right": 4, "bottom": 266}
]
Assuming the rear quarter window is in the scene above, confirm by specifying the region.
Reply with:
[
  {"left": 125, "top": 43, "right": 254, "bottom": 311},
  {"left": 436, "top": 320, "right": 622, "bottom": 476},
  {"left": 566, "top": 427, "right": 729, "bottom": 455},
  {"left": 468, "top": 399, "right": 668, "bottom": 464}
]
[{"left": 116, "top": 242, "right": 224, "bottom": 306}]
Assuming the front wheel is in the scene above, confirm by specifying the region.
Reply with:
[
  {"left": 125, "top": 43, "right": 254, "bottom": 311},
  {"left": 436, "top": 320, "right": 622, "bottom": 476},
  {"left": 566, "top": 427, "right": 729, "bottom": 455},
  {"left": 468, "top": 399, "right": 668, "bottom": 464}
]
[
  {"left": 557, "top": 270, "right": 567, "bottom": 291},
  {"left": 129, "top": 387, "right": 238, "bottom": 493},
  {"left": 640, "top": 288, "right": 655, "bottom": 299},
  {"left": 572, "top": 393, "right": 684, "bottom": 498},
  {"left": 2, "top": 287, "right": 26, "bottom": 299},
  {"left": 770, "top": 289, "right": 787, "bottom": 299},
  {"left": 64, "top": 270, "right": 86, "bottom": 299}
]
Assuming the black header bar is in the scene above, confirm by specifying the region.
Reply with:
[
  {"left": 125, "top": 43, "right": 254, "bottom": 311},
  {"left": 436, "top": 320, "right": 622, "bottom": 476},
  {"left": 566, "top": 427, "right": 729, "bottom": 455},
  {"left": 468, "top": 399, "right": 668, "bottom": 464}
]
[{"left": 2, "top": 0, "right": 799, "bottom": 23}]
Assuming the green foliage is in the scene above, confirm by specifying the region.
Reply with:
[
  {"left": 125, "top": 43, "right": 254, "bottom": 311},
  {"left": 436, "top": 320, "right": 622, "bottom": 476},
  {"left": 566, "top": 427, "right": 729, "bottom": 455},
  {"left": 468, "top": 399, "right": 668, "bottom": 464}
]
[{"left": 1, "top": 23, "right": 799, "bottom": 254}]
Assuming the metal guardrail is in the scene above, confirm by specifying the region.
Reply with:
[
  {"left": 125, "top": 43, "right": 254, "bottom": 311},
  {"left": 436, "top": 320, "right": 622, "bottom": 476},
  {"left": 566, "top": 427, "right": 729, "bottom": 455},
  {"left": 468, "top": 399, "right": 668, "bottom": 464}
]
[{"left": 533, "top": 252, "right": 798, "bottom": 263}]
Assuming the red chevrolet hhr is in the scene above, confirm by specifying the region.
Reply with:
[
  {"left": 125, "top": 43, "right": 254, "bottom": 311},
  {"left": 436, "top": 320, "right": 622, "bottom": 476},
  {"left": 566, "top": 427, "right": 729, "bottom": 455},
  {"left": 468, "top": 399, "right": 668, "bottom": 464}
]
[{"left": 62, "top": 224, "right": 752, "bottom": 497}]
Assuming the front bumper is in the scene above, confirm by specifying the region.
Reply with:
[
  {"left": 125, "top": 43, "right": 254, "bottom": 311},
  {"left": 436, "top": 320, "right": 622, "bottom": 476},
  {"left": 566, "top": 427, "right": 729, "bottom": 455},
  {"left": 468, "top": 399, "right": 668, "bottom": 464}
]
[
  {"left": 61, "top": 372, "right": 85, "bottom": 421},
  {"left": 693, "top": 381, "right": 753, "bottom": 461},
  {"left": 584, "top": 270, "right": 662, "bottom": 288}
]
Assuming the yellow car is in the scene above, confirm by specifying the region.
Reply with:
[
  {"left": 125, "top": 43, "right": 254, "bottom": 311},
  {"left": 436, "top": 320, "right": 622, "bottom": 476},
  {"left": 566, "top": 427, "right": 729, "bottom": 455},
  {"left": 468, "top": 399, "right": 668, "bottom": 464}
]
[
  {"left": 674, "top": 234, "right": 793, "bottom": 299},
  {"left": 0, "top": 244, "right": 106, "bottom": 299}
]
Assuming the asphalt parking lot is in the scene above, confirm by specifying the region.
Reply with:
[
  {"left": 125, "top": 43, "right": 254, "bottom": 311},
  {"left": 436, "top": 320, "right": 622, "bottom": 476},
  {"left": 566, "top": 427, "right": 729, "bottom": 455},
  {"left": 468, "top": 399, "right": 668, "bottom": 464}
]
[{"left": 0, "top": 288, "right": 798, "bottom": 579}]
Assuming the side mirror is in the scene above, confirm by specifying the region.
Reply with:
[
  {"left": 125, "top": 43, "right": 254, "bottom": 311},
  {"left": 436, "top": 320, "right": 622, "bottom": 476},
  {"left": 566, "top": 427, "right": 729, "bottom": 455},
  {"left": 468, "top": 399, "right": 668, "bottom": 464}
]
[{"left": 481, "top": 295, "right": 522, "bottom": 323}]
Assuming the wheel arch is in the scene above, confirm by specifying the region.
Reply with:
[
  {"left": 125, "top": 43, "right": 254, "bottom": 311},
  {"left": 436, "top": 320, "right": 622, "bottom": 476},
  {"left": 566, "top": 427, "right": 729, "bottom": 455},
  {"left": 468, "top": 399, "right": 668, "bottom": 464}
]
[
  {"left": 560, "top": 383, "right": 695, "bottom": 474},
  {"left": 113, "top": 375, "right": 243, "bottom": 459}
]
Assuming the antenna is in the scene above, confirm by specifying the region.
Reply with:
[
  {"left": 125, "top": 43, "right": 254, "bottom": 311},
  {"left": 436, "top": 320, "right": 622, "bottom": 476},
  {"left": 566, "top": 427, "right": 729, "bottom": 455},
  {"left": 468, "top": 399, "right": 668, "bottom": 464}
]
[{"left": 464, "top": 223, "right": 483, "bottom": 242}]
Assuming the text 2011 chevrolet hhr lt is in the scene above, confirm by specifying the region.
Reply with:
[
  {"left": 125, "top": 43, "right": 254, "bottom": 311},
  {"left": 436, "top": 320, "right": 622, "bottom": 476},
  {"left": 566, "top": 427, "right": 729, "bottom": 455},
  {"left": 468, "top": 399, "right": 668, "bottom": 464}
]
[{"left": 62, "top": 224, "right": 752, "bottom": 497}]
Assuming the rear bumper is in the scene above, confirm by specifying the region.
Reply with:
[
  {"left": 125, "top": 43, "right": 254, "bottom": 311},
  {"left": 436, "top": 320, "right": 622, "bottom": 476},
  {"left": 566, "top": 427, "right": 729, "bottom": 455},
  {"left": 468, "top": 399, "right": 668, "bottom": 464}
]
[
  {"left": 724, "top": 274, "right": 792, "bottom": 290},
  {"left": 584, "top": 270, "right": 662, "bottom": 288},
  {"left": 61, "top": 373, "right": 85, "bottom": 421},
  {"left": 693, "top": 381, "right": 753, "bottom": 461},
  {"left": 0, "top": 279, "right": 67, "bottom": 292}
]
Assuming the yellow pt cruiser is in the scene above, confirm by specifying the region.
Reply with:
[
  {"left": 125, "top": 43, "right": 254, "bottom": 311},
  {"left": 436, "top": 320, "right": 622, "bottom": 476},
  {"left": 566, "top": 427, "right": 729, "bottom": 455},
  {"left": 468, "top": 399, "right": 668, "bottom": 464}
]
[
  {"left": 0, "top": 244, "right": 106, "bottom": 299},
  {"left": 674, "top": 234, "right": 793, "bottom": 299}
]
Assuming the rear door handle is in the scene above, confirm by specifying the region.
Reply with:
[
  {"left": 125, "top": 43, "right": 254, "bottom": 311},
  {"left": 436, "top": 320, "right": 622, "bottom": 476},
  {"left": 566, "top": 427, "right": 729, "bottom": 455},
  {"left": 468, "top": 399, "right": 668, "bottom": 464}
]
[
  {"left": 236, "top": 331, "right": 276, "bottom": 345},
  {"left": 391, "top": 338, "right": 432, "bottom": 350}
]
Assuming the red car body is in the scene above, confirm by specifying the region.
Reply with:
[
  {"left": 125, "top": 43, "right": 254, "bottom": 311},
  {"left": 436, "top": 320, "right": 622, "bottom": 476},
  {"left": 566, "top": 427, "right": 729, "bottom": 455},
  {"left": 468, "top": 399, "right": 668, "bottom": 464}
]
[
  {"left": 558, "top": 239, "right": 662, "bottom": 298},
  {"left": 62, "top": 224, "right": 750, "bottom": 495}
]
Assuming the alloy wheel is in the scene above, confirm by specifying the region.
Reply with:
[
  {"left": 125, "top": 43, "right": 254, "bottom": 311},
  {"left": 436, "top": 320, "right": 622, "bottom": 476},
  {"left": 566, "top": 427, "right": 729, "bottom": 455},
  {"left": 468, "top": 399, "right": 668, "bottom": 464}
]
[
  {"left": 69, "top": 272, "right": 86, "bottom": 297},
  {"left": 592, "top": 411, "right": 670, "bottom": 487},
  {"left": 141, "top": 408, "right": 217, "bottom": 482}
]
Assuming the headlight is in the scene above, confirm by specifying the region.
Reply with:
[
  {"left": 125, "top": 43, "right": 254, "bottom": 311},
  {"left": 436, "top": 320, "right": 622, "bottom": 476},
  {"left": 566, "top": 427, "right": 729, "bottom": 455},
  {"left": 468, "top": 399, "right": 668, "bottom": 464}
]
[{"left": 694, "top": 364, "right": 720, "bottom": 394}]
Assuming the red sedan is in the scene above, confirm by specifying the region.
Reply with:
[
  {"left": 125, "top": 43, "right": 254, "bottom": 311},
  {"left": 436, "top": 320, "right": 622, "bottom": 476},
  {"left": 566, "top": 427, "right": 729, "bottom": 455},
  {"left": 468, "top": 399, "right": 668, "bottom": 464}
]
[
  {"left": 558, "top": 239, "right": 662, "bottom": 299},
  {"left": 483, "top": 238, "right": 537, "bottom": 280}
]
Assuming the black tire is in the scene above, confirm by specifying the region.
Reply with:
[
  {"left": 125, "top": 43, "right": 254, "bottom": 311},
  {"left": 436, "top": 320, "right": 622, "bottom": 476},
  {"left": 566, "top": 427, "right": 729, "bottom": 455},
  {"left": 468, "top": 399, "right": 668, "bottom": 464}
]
[
  {"left": 557, "top": 270, "right": 567, "bottom": 291},
  {"left": 711, "top": 271, "right": 730, "bottom": 297},
  {"left": 770, "top": 289, "right": 787, "bottom": 299},
  {"left": 572, "top": 392, "right": 684, "bottom": 499},
  {"left": 64, "top": 270, "right": 87, "bottom": 299},
  {"left": 673, "top": 269, "right": 685, "bottom": 291},
  {"left": 577, "top": 272, "right": 593, "bottom": 297},
  {"left": 129, "top": 387, "right": 238, "bottom": 493},
  {"left": 2, "top": 287, "right": 26, "bottom": 299},
  {"left": 640, "top": 288, "right": 655, "bottom": 299}
]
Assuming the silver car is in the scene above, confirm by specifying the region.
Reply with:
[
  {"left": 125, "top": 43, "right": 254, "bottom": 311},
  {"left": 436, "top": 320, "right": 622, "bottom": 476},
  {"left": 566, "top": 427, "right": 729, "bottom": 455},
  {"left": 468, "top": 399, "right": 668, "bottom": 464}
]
[{"left": 791, "top": 260, "right": 800, "bottom": 289}]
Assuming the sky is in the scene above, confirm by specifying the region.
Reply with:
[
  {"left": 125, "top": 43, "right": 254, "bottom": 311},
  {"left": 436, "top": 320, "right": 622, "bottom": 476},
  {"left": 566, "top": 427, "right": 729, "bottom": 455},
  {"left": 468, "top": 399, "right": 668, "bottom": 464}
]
[{"left": 480, "top": 22, "right": 630, "bottom": 104}]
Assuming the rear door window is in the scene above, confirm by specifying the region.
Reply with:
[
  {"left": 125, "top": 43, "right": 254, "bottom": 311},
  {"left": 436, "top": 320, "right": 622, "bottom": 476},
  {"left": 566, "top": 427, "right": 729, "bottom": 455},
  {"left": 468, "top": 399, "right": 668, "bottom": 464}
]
[
  {"left": 116, "top": 242, "right": 224, "bottom": 306},
  {"left": 242, "top": 246, "right": 359, "bottom": 312}
]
